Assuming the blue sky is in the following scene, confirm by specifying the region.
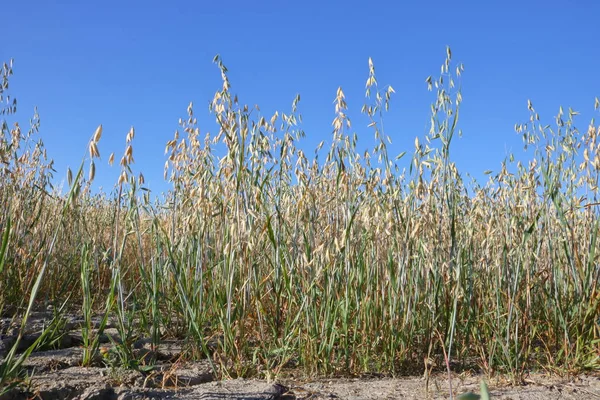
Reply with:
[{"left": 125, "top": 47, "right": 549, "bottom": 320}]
[{"left": 2, "top": 0, "right": 599, "bottom": 196}]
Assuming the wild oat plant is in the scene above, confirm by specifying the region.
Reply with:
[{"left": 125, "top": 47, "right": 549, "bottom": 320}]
[{"left": 1, "top": 48, "right": 599, "bottom": 388}]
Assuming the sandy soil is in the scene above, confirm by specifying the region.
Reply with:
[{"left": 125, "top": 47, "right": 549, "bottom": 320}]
[{"left": 2, "top": 311, "right": 599, "bottom": 399}]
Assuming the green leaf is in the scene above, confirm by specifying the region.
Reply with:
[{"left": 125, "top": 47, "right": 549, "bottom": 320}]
[
  {"left": 458, "top": 381, "right": 490, "bottom": 400},
  {"left": 458, "top": 393, "right": 480, "bottom": 400},
  {"left": 0, "top": 215, "right": 10, "bottom": 275},
  {"left": 480, "top": 380, "right": 491, "bottom": 400},
  {"left": 395, "top": 151, "right": 406, "bottom": 160}
]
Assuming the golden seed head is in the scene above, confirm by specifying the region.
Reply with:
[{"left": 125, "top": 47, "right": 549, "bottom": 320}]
[
  {"left": 93, "top": 124, "right": 103, "bottom": 143},
  {"left": 125, "top": 145, "right": 134, "bottom": 163},
  {"left": 118, "top": 171, "right": 127, "bottom": 185},
  {"left": 89, "top": 141, "right": 100, "bottom": 159},
  {"left": 88, "top": 161, "right": 95, "bottom": 182},
  {"left": 126, "top": 126, "right": 135, "bottom": 143}
]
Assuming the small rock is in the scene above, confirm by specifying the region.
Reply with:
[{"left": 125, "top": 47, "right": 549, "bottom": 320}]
[
  {"left": 76, "top": 385, "right": 117, "bottom": 400},
  {"left": 264, "top": 383, "right": 290, "bottom": 399}
]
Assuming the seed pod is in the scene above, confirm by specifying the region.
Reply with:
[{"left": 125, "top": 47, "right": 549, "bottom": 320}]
[
  {"left": 88, "top": 161, "right": 95, "bottom": 182},
  {"left": 125, "top": 145, "right": 133, "bottom": 163},
  {"left": 118, "top": 171, "right": 127, "bottom": 185},
  {"left": 126, "top": 126, "right": 135, "bottom": 143},
  {"left": 93, "top": 124, "right": 103, "bottom": 143},
  {"left": 89, "top": 141, "right": 100, "bottom": 159}
]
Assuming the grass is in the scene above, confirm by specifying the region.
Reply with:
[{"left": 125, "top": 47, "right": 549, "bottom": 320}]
[{"left": 1, "top": 48, "right": 599, "bottom": 392}]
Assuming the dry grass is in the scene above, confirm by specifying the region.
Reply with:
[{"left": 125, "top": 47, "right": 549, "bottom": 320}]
[{"left": 1, "top": 49, "right": 599, "bottom": 389}]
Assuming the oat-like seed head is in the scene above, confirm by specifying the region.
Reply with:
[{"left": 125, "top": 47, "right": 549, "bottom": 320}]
[{"left": 93, "top": 124, "right": 103, "bottom": 143}]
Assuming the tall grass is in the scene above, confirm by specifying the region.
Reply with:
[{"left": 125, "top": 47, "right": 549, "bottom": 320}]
[{"left": 1, "top": 48, "right": 599, "bottom": 386}]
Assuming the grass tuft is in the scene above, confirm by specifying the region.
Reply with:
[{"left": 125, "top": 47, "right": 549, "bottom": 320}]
[{"left": 1, "top": 49, "right": 599, "bottom": 390}]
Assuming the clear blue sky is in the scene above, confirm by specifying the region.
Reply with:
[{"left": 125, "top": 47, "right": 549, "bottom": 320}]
[{"left": 2, "top": 0, "right": 599, "bottom": 196}]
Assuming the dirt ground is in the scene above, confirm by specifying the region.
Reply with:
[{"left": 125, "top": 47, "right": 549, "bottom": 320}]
[{"left": 2, "top": 311, "right": 599, "bottom": 399}]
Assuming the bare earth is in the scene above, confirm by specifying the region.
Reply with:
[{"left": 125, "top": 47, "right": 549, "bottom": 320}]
[{"left": 2, "top": 312, "right": 599, "bottom": 399}]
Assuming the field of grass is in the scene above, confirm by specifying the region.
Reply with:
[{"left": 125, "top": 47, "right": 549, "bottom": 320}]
[{"left": 1, "top": 49, "right": 599, "bottom": 391}]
